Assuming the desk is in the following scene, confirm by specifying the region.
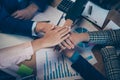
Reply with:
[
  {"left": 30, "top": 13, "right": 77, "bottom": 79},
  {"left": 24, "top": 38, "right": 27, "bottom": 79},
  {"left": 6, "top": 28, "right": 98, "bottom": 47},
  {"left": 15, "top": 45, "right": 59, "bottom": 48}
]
[
  {"left": 0, "top": 7, "right": 105, "bottom": 80},
  {"left": 102, "top": 9, "right": 120, "bottom": 29}
]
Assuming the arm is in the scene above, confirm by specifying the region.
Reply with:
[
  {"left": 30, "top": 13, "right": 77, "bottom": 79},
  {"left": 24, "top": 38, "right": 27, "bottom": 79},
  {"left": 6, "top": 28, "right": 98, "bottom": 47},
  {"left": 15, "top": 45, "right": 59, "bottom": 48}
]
[
  {"left": 101, "top": 47, "right": 120, "bottom": 80},
  {"left": 66, "top": 29, "right": 120, "bottom": 48},
  {"left": 88, "top": 29, "right": 120, "bottom": 46},
  {"left": 0, "top": 27, "right": 70, "bottom": 68},
  {"left": 63, "top": 50, "right": 106, "bottom": 80},
  {"left": 0, "top": 5, "right": 55, "bottom": 37},
  {"left": 0, "top": 5, "right": 33, "bottom": 36},
  {"left": 31, "top": 0, "right": 53, "bottom": 12}
]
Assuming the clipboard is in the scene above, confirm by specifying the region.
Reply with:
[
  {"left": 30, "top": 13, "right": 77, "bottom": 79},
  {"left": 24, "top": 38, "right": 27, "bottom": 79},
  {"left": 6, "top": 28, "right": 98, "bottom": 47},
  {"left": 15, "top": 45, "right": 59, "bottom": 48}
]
[{"left": 81, "top": 1, "right": 109, "bottom": 28}]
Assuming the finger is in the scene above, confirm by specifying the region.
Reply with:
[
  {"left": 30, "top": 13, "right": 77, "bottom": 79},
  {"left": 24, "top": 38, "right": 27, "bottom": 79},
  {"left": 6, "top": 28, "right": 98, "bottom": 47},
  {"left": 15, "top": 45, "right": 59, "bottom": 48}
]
[
  {"left": 54, "top": 27, "right": 66, "bottom": 32},
  {"left": 19, "top": 16, "right": 25, "bottom": 20},
  {"left": 69, "top": 36, "right": 75, "bottom": 44},
  {"left": 58, "top": 27, "right": 70, "bottom": 35},
  {"left": 61, "top": 41, "right": 72, "bottom": 49},
  {"left": 60, "top": 29, "right": 70, "bottom": 38},
  {"left": 60, "top": 34, "right": 70, "bottom": 42},
  {"left": 65, "top": 39, "right": 75, "bottom": 49},
  {"left": 11, "top": 12, "right": 18, "bottom": 17},
  {"left": 51, "top": 24, "right": 55, "bottom": 30},
  {"left": 59, "top": 43, "right": 66, "bottom": 50},
  {"left": 14, "top": 14, "right": 22, "bottom": 18}
]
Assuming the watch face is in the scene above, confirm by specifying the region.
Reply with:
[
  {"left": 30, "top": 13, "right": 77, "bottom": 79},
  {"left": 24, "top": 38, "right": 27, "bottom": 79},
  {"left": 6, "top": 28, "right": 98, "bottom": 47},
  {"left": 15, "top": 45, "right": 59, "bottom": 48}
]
[{"left": 0, "top": 70, "right": 16, "bottom": 80}]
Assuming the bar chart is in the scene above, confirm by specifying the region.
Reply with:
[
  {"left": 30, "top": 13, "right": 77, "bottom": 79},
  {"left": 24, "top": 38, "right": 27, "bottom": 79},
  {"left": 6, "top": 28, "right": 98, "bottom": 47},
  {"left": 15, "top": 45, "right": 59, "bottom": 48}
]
[
  {"left": 43, "top": 52, "right": 79, "bottom": 80},
  {"left": 36, "top": 49, "right": 81, "bottom": 80}
]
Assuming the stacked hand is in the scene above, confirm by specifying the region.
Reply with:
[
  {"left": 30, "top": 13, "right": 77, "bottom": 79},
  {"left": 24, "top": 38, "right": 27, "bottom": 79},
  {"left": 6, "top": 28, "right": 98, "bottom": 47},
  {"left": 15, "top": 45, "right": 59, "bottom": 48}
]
[
  {"left": 58, "top": 20, "right": 90, "bottom": 58},
  {"left": 32, "top": 27, "right": 70, "bottom": 52},
  {"left": 35, "top": 22, "right": 55, "bottom": 33}
]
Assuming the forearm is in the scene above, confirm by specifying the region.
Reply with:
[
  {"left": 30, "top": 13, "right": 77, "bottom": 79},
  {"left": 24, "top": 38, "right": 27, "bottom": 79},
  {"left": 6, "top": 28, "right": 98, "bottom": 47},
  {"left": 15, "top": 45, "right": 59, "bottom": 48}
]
[
  {"left": 30, "top": 0, "right": 48, "bottom": 12},
  {"left": 0, "top": 39, "right": 46, "bottom": 68},
  {"left": 31, "top": 38, "right": 47, "bottom": 52},
  {"left": 71, "top": 52, "right": 106, "bottom": 80},
  {"left": 1, "top": 16, "right": 33, "bottom": 36},
  {"left": 26, "top": 3, "right": 39, "bottom": 13}
]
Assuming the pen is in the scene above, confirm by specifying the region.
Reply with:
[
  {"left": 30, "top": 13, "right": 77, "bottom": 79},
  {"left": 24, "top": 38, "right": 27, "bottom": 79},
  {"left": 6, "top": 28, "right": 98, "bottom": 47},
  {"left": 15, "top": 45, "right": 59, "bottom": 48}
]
[
  {"left": 88, "top": 5, "right": 92, "bottom": 15},
  {"left": 41, "top": 20, "right": 50, "bottom": 23},
  {"left": 57, "top": 13, "right": 65, "bottom": 26}
]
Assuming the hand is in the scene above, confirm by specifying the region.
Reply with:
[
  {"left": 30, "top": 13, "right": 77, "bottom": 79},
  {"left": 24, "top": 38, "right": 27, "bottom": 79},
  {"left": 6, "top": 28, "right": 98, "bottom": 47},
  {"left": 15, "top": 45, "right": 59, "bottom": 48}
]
[
  {"left": 32, "top": 27, "right": 70, "bottom": 52},
  {"left": 57, "top": 19, "right": 73, "bottom": 50},
  {"left": 35, "top": 22, "right": 55, "bottom": 33},
  {"left": 59, "top": 38, "right": 75, "bottom": 50},
  {"left": 12, "top": 3, "right": 38, "bottom": 20},
  {"left": 60, "top": 32, "right": 89, "bottom": 50},
  {"left": 62, "top": 49, "right": 74, "bottom": 58},
  {"left": 42, "top": 27, "right": 70, "bottom": 47}
]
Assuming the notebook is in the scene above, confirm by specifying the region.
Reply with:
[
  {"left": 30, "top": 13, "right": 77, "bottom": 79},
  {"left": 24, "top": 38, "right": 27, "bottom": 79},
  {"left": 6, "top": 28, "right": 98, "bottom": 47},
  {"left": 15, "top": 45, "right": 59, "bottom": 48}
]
[{"left": 81, "top": 1, "right": 109, "bottom": 28}]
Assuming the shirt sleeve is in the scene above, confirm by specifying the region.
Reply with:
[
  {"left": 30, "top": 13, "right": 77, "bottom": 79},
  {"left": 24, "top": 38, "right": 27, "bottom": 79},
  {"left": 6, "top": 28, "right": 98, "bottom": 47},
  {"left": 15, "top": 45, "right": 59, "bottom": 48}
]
[
  {"left": 69, "top": 51, "right": 80, "bottom": 63},
  {"left": 71, "top": 51, "right": 106, "bottom": 80},
  {"left": 88, "top": 29, "right": 120, "bottom": 46},
  {"left": 0, "top": 42, "right": 34, "bottom": 68},
  {"left": 32, "top": 22, "right": 37, "bottom": 36},
  {"left": 101, "top": 47, "right": 120, "bottom": 80},
  {"left": 32, "top": 22, "right": 45, "bottom": 38}
]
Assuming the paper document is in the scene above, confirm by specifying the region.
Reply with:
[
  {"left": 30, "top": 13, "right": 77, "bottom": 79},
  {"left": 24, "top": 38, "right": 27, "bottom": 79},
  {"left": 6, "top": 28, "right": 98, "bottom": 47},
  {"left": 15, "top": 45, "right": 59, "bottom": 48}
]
[
  {"left": 103, "top": 20, "right": 120, "bottom": 30},
  {"left": 82, "top": 1, "right": 109, "bottom": 27},
  {"left": 36, "top": 47, "right": 97, "bottom": 80},
  {"left": 32, "top": 6, "right": 65, "bottom": 26}
]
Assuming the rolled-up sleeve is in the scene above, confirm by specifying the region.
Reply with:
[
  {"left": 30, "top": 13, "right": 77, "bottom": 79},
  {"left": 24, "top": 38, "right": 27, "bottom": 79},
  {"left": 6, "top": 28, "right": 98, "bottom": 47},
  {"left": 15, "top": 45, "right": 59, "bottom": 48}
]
[{"left": 0, "top": 42, "right": 34, "bottom": 68}]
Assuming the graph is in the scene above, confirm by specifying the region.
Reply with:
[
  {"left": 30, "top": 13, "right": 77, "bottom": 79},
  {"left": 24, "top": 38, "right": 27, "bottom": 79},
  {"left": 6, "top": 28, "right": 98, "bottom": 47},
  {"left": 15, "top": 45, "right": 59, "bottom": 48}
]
[
  {"left": 43, "top": 52, "right": 79, "bottom": 80},
  {"left": 36, "top": 48, "right": 97, "bottom": 80},
  {"left": 36, "top": 49, "right": 81, "bottom": 80}
]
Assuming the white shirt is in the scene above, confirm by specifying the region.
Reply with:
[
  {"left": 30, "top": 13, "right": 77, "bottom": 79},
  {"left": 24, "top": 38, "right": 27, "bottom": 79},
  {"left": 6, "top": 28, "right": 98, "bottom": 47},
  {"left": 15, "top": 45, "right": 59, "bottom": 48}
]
[
  {"left": 0, "top": 42, "right": 34, "bottom": 68},
  {"left": 32, "top": 22, "right": 37, "bottom": 36}
]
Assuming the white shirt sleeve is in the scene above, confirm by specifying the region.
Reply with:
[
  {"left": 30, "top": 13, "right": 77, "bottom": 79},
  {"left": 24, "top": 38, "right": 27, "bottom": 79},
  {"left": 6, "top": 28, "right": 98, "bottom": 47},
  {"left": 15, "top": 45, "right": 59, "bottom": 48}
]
[
  {"left": 0, "top": 42, "right": 34, "bottom": 68},
  {"left": 32, "top": 22, "right": 37, "bottom": 36},
  {"left": 32, "top": 22, "right": 44, "bottom": 37}
]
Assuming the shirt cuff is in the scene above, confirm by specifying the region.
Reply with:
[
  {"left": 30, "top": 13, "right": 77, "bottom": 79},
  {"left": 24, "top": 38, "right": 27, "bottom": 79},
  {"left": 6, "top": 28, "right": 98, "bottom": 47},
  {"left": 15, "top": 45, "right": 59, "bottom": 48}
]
[
  {"left": 69, "top": 51, "right": 80, "bottom": 63},
  {"left": 32, "top": 22, "right": 45, "bottom": 38},
  {"left": 32, "top": 22, "right": 37, "bottom": 36}
]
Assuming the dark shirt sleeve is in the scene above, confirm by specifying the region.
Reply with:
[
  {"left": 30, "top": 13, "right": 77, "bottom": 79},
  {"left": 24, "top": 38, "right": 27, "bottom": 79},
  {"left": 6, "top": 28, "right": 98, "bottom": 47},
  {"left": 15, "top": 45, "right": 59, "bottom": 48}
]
[
  {"left": 31, "top": 0, "right": 53, "bottom": 12},
  {"left": 101, "top": 47, "right": 120, "bottom": 80},
  {"left": 88, "top": 29, "right": 120, "bottom": 47},
  {"left": 71, "top": 51, "right": 106, "bottom": 80},
  {"left": 65, "top": 0, "right": 88, "bottom": 22},
  {"left": 0, "top": 5, "right": 33, "bottom": 37}
]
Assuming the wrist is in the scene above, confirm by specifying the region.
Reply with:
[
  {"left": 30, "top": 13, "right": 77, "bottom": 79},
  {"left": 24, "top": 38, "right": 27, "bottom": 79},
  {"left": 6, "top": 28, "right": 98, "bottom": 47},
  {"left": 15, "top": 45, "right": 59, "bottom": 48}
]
[
  {"left": 31, "top": 38, "right": 45, "bottom": 52},
  {"left": 27, "top": 3, "right": 39, "bottom": 12},
  {"left": 35, "top": 22, "right": 44, "bottom": 33},
  {"left": 78, "top": 33, "right": 90, "bottom": 42}
]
